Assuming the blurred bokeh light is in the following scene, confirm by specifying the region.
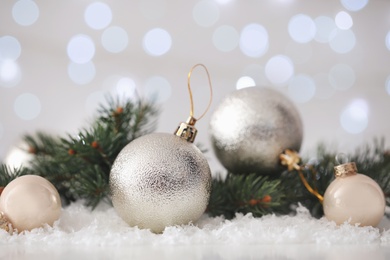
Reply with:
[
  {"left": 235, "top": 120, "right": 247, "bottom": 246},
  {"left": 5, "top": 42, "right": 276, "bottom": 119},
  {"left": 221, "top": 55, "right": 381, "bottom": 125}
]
[{"left": 1, "top": 0, "right": 389, "bottom": 173}]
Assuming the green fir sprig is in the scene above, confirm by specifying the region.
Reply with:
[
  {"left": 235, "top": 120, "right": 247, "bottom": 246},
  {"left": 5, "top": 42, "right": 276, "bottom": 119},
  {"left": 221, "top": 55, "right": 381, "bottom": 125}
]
[
  {"left": 207, "top": 173, "right": 287, "bottom": 219},
  {"left": 0, "top": 165, "right": 29, "bottom": 189},
  {"left": 0, "top": 97, "right": 157, "bottom": 208}
]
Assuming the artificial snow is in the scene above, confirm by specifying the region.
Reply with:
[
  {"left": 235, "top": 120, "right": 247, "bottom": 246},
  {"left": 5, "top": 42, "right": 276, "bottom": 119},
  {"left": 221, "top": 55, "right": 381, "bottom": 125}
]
[
  {"left": 2, "top": 202, "right": 390, "bottom": 259},
  {"left": 1, "top": 201, "right": 389, "bottom": 247}
]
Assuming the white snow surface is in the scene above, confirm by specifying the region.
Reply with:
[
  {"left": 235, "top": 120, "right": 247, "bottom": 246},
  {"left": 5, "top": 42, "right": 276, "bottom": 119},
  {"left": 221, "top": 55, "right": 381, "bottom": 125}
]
[{"left": 2, "top": 201, "right": 390, "bottom": 247}]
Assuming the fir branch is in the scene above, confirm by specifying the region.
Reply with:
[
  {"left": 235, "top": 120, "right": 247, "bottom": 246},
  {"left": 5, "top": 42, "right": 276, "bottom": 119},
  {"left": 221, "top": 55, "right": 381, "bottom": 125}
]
[
  {"left": 18, "top": 96, "right": 158, "bottom": 208},
  {"left": 207, "top": 172, "right": 286, "bottom": 219},
  {"left": 24, "top": 132, "right": 61, "bottom": 156},
  {"left": 0, "top": 165, "right": 30, "bottom": 189},
  {"left": 69, "top": 165, "right": 110, "bottom": 208}
]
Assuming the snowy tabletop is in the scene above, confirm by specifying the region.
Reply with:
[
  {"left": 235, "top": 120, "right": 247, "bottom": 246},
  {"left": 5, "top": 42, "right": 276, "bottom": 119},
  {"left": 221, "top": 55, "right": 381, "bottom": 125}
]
[{"left": 2, "top": 201, "right": 390, "bottom": 259}]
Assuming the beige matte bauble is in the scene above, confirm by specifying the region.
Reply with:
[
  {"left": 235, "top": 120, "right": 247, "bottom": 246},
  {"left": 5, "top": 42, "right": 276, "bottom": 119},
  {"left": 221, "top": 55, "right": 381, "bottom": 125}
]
[
  {"left": 323, "top": 162, "right": 385, "bottom": 227},
  {"left": 0, "top": 175, "right": 62, "bottom": 232}
]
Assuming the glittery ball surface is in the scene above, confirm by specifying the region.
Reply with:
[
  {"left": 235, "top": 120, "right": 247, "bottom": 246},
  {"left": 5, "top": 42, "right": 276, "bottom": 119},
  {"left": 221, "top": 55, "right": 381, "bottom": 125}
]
[
  {"left": 109, "top": 133, "right": 211, "bottom": 233},
  {"left": 209, "top": 87, "right": 303, "bottom": 174}
]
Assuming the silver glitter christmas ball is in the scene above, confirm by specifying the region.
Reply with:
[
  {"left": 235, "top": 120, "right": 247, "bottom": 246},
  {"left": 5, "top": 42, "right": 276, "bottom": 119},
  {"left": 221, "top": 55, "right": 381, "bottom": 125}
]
[
  {"left": 109, "top": 133, "right": 211, "bottom": 233},
  {"left": 209, "top": 87, "right": 303, "bottom": 174}
]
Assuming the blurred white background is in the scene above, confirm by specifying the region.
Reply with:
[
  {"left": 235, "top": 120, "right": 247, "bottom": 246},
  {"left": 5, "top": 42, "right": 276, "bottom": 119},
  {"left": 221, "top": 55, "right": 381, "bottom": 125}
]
[{"left": 1, "top": 0, "right": 390, "bottom": 173}]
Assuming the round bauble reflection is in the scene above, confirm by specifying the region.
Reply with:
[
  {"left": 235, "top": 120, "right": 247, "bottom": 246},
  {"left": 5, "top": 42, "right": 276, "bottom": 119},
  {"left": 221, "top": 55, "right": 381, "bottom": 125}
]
[
  {"left": 110, "top": 133, "right": 211, "bottom": 233},
  {"left": 323, "top": 173, "right": 385, "bottom": 227},
  {"left": 209, "top": 87, "right": 303, "bottom": 174},
  {"left": 0, "top": 175, "right": 62, "bottom": 232}
]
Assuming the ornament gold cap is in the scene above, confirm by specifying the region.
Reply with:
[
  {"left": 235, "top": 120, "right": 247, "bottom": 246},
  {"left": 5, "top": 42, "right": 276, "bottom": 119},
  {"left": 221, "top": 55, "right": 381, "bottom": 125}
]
[
  {"left": 174, "top": 116, "right": 198, "bottom": 143},
  {"left": 334, "top": 162, "right": 358, "bottom": 178}
]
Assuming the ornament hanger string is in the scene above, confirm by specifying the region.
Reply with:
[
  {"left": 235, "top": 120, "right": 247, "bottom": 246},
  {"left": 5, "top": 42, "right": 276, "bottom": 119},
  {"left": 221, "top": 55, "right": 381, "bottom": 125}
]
[
  {"left": 280, "top": 149, "right": 324, "bottom": 203},
  {"left": 187, "top": 64, "right": 213, "bottom": 121}
]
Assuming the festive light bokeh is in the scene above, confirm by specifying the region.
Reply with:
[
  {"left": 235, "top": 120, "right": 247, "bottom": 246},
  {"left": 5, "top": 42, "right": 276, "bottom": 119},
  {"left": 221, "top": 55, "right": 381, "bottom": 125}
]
[
  {"left": 12, "top": 0, "right": 39, "bottom": 26},
  {"left": 329, "top": 64, "right": 355, "bottom": 91},
  {"left": 13, "top": 93, "right": 41, "bottom": 121},
  {"left": 213, "top": 25, "right": 239, "bottom": 52},
  {"left": 84, "top": 2, "right": 112, "bottom": 30},
  {"left": 67, "top": 35, "right": 96, "bottom": 64},
  {"left": 335, "top": 11, "right": 353, "bottom": 30},
  {"left": 193, "top": 0, "right": 220, "bottom": 27},
  {"left": 329, "top": 29, "right": 356, "bottom": 53},
  {"left": 287, "top": 74, "right": 316, "bottom": 103},
  {"left": 0, "top": 0, "right": 389, "bottom": 173},
  {"left": 143, "top": 28, "right": 172, "bottom": 56},
  {"left": 68, "top": 61, "right": 96, "bottom": 85},
  {"left": 239, "top": 23, "right": 269, "bottom": 57},
  {"left": 340, "top": 0, "right": 368, "bottom": 12},
  {"left": 236, "top": 76, "right": 256, "bottom": 90},
  {"left": 101, "top": 26, "right": 129, "bottom": 53},
  {"left": 314, "top": 16, "right": 336, "bottom": 43},
  {"left": 340, "top": 99, "right": 369, "bottom": 134},
  {"left": 288, "top": 14, "right": 316, "bottom": 43},
  {"left": 265, "top": 55, "right": 294, "bottom": 85}
]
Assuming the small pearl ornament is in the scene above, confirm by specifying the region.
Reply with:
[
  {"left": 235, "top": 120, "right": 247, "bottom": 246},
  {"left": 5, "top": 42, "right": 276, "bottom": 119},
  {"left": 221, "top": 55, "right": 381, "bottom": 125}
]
[
  {"left": 280, "top": 150, "right": 386, "bottom": 227},
  {"left": 323, "top": 162, "right": 385, "bottom": 227},
  {"left": 0, "top": 175, "right": 62, "bottom": 232}
]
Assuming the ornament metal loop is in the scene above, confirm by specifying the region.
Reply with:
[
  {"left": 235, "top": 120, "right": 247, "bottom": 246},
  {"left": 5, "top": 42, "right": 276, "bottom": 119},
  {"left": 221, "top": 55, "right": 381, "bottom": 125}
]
[
  {"left": 335, "top": 153, "right": 349, "bottom": 165},
  {"left": 187, "top": 63, "right": 213, "bottom": 121},
  {"left": 175, "top": 64, "right": 213, "bottom": 143},
  {"left": 334, "top": 162, "right": 358, "bottom": 178}
]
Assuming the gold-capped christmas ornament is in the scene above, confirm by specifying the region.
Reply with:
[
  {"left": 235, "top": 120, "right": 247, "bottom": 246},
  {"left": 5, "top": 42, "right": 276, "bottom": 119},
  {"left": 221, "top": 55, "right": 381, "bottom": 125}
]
[
  {"left": 280, "top": 150, "right": 386, "bottom": 227},
  {"left": 110, "top": 64, "right": 212, "bottom": 233},
  {"left": 0, "top": 175, "right": 62, "bottom": 232},
  {"left": 323, "top": 160, "right": 385, "bottom": 227},
  {"left": 210, "top": 87, "right": 303, "bottom": 174}
]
